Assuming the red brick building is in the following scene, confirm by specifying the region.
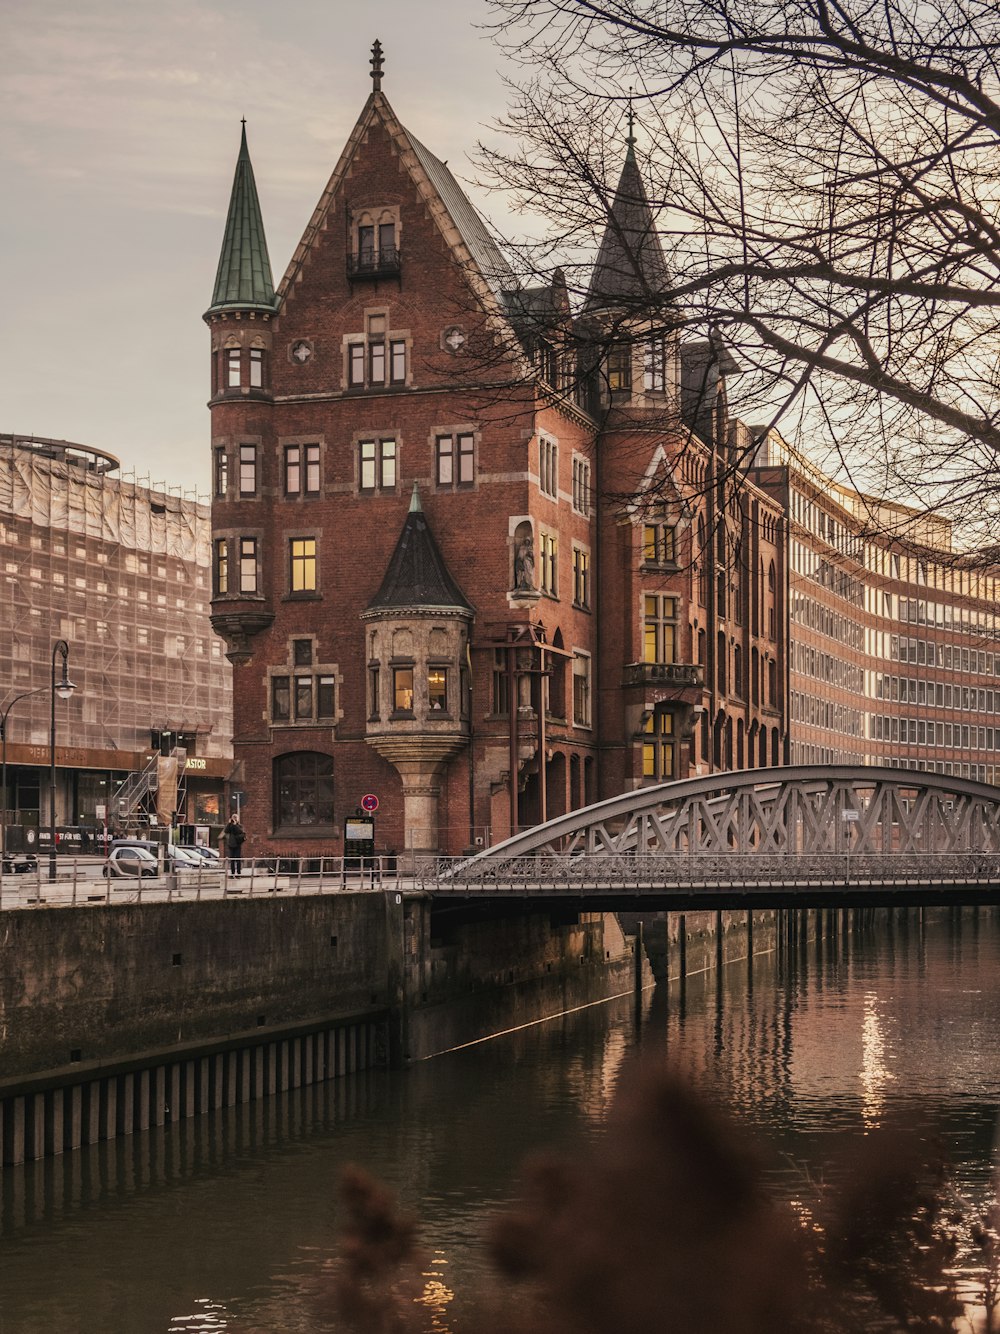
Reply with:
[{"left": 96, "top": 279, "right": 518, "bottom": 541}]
[{"left": 206, "top": 46, "right": 785, "bottom": 859}]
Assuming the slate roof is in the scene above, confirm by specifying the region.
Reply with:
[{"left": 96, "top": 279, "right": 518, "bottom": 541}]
[
  {"left": 207, "top": 125, "right": 277, "bottom": 314},
  {"left": 585, "top": 141, "right": 670, "bottom": 312},
  {"left": 367, "top": 486, "right": 473, "bottom": 613}
]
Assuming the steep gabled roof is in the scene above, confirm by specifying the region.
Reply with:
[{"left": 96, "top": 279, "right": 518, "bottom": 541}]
[
  {"left": 276, "top": 91, "right": 516, "bottom": 322},
  {"left": 367, "top": 486, "right": 473, "bottom": 614},
  {"left": 207, "top": 124, "right": 277, "bottom": 315},
  {"left": 585, "top": 140, "right": 670, "bottom": 313}
]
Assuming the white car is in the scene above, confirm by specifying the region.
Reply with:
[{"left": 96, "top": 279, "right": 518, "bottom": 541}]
[{"left": 103, "top": 845, "right": 160, "bottom": 878}]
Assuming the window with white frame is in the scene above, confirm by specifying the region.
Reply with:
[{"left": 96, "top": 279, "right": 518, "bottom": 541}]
[{"left": 643, "top": 336, "right": 667, "bottom": 391}]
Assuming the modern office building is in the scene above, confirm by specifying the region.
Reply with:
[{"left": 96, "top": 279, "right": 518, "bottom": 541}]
[
  {"left": 752, "top": 433, "right": 1000, "bottom": 782},
  {"left": 0, "top": 434, "right": 233, "bottom": 847}
]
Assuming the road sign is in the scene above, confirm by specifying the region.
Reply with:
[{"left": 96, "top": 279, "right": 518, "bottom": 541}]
[{"left": 361, "top": 793, "right": 379, "bottom": 812}]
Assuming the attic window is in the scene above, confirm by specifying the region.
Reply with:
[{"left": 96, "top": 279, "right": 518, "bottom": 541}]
[{"left": 349, "top": 210, "right": 401, "bottom": 279}]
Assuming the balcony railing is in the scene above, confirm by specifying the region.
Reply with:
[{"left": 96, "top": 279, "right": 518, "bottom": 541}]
[
  {"left": 624, "top": 661, "right": 703, "bottom": 689},
  {"left": 347, "top": 247, "right": 401, "bottom": 279}
]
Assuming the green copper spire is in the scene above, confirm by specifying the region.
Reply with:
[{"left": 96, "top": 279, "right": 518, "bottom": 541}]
[{"left": 208, "top": 122, "right": 276, "bottom": 314}]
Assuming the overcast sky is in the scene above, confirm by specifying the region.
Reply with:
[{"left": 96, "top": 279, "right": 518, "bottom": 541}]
[{"left": 1, "top": 1, "right": 516, "bottom": 496}]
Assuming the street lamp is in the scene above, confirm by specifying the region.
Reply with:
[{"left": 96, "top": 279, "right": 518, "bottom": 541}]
[
  {"left": 0, "top": 687, "right": 46, "bottom": 863},
  {"left": 48, "top": 640, "right": 77, "bottom": 882}
]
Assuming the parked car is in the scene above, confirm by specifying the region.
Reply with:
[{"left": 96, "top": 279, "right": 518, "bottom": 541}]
[
  {"left": 1, "top": 852, "right": 38, "bottom": 875},
  {"left": 108, "top": 839, "right": 222, "bottom": 874},
  {"left": 185, "top": 844, "right": 221, "bottom": 865},
  {"left": 103, "top": 845, "right": 160, "bottom": 879}
]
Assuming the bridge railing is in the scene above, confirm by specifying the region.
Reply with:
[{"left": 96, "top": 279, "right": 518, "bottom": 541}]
[{"left": 414, "top": 850, "right": 1000, "bottom": 893}]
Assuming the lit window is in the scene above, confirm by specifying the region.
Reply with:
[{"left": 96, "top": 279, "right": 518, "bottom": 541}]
[
  {"left": 644, "top": 595, "right": 677, "bottom": 663},
  {"left": 573, "top": 653, "right": 591, "bottom": 726},
  {"left": 541, "top": 532, "right": 558, "bottom": 596},
  {"left": 435, "top": 433, "right": 475, "bottom": 488},
  {"left": 393, "top": 666, "right": 414, "bottom": 712},
  {"left": 608, "top": 344, "right": 631, "bottom": 392},
  {"left": 642, "top": 516, "right": 676, "bottom": 566},
  {"left": 428, "top": 667, "right": 447, "bottom": 711},
  {"left": 359, "top": 438, "right": 397, "bottom": 492},
  {"left": 239, "top": 445, "right": 256, "bottom": 496},
  {"left": 642, "top": 709, "right": 674, "bottom": 779},
  {"left": 239, "top": 537, "right": 258, "bottom": 593},
  {"left": 573, "top": 547, "right": 590, "bottom": 608},
  {"left": 290, "top": 538, "right": 317, "bottom": 592}
]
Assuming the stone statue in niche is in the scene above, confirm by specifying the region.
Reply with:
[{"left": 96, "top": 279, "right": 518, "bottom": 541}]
[{"left": 513, "top": 522, "right": 535, "bottom": 591}]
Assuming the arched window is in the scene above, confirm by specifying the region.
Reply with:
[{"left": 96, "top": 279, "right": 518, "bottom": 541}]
[{"left": 273, "top": 751, "right": 334, "bottom": 832}]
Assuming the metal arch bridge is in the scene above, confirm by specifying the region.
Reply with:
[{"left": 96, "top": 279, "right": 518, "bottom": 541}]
[{"left": 417, "top": 766, "right": 1000, "bottom": 909}]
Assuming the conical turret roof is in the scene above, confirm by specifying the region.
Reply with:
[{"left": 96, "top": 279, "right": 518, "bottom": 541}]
[
  {"left": 207, "top": 124, "right": 276, "bottom": 315},
  {"left": 585, "top": 140, "right": 670, "bottom": 312},
  {"left": 367, "top": 486, "right": 472, "bottom": 613}
]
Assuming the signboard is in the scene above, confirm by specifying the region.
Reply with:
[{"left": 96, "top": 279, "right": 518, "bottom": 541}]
[
  {"left": 842, "top": 809, "right": 860, "bottom": 822},
  {"left": 361, "top": 793, "right": 379, "bottom": 812},
  {"left": 345, "top": 817, "right": 375, "bottom": 842}
]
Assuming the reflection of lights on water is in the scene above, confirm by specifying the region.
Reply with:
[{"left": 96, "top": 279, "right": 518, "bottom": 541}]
[
  {"left": 415, "top": 1252, "right": 455, "bottom": 1332},
  {"left": 860, "top": 990, "right": 894, "bottom": 1127},
  {"left": 168, "top": 1296, "right": 230, "bottom": 1331}
]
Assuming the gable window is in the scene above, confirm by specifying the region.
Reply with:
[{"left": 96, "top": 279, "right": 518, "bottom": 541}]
[
  {"left": 214, "top": 447, "right": 228, "bottom": 499},
  {"left": 642, "top": 514, "right": 677, "bottom": 566},
  {"left": 573, "top": 653, "right": 592, "bottom": 727},
  {"left": 284, "top": 443, "right": 321, "bottom": 496},
  {"left": 643, "top": 595, "right": 677, "bottom": 663},
  {"left": 572, "top": 456, "right": 591, "bottom": 515},
  {"left": 273, "top": 752, "right": 334, "bottom": 831},
  {"left": 573, "top": 547, "right": 590, "bottom": 609},
  {"left": 436, "top": 433, "right": 475, "bottom": 488},
  {"left": 213, "top": 538, "right": 228, "bottom": 595},
  {"left": 359, "top": 438, "right": 397, "bottom": 492},
  {"left": 289, "top": 538, "right": 317, "bottom": 593},
  {"left": 239, "top": 444, "right": 257, "bottom": 496},
  {"left": 349, "top": 213, "right": 400, "bottom": 278},
  {"left": 642, "top": 708, "right": 675, "bottom": 780},
  {"left": 539, "top": 436, "right": 558, "bottom": 499}
]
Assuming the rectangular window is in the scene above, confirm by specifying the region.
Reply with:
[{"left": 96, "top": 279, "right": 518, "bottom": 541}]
[
  {"left": 359, "top": 438, "right": 396, "bottom": 492},
  {"left": 642, "top": 520, "right": 676, "bottom": 566},
  {"left": 390, "top": 340, "right": 407, "bottom": 383},
  {"left": 239, "top": 537, "right": 257, "bottom": 594},
  {"left": 304, "top": 444, "right": 320, "bottom": 494},
  {"left": 358, "top": 225, "right": 375, "bottom": 265},
  {"left": 643, "top": 595, "right": 677, "bottom": 663},
  {"left": 213, "top": 538, "right": 228, "bottom": 594},
  {"left": 290, "top": 537, "right": 317, "bottom": 592},
  {"left": 227, "top": 349, "right": 241, "bottom": 388},
  {"left": 573, "top": 653, "right": 591, "bottom": 726},
  {"left": 492, "top": 649, "right": 510, "bottom": 716},
  {"left": 643, "top": 710, "right": 675, "bottom": 780},
  {"left": 239, "top": 444, "right": 256, "bottom": 496},
  {"left": 379, "top": 221, "right": 396, "bottom": 259},
  {"left": 643, "top": 337, "right": 666, "bottom": 391},
  {"left": 607, "top": 344, "right": 631, "bottom": 392},
  {"left": 428, "top": 667, "right": 448, "bottom": 711},
  {"left": 284, "top": 445, "right": 301, "bottom": 495},
  {"left": 294, "top": 675, "right": 313, "bottom": 720},
  {"left": 293, "top": 639, "right": 313, "bottom": 666},
  {"left": 349, "top": 343, "right": 365, "bottom": 386},
  {"left": 214, "top": 447, "right": 228, "bottom": 499},
  {"left": 317, "top": 675, "right": 335, "bottom": 720},
  {"left": 435, "top": 433, "right": 475, "bottom": 488},
  {"left": 393, "top": 666, "right": 414, "bottom": 712},
  {"left": 271, "top": 676, "right": 290, "bottom": 722},
  {"left": 573, "top": 547, "right": 590, "bottom": 608},
  {"left": 572, "top": 457, "right": 591, "bottom": 515},
  {"left": 541, "top": 532, "right": 558, "bottom": 596},
  {"left": 540, "top": 437, "right": 558, "bottom": 498},
  {"left": 368, "top": 666, "right": 380, "bottom": 719},
  {"left": 249, "top": 347, "right": 263, "bottom": 388},
  {"left": 369, "top": 340, "right": 386, "bottom": 384}
]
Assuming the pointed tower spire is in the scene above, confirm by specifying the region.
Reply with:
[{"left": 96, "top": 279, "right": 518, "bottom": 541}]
[
  {"left": 207, "top": 122, "right": 276, "bottom": 315},
  {"left": 368, "top": 497, "right": 471, "bottom": 613},
  {"left": 585, "top": 125, "right": 670, "bottom": 312}
]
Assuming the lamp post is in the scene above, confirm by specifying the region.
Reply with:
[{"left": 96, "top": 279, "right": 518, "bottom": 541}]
[
  {"left": 0, "top": 687, "right": 46, "bottom": 864},
  {"left": 48, "top": 640, "right": 77, "bottom": 882}
]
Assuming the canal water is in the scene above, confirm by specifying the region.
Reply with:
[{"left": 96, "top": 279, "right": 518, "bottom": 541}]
[{"left": 1, "top": 907, "right": 998, "bottom": 1332}]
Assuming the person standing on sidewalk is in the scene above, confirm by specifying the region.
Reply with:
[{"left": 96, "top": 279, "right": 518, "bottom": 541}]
[{"left": 224, "top": 814, "right": 246, "bottom": 875}]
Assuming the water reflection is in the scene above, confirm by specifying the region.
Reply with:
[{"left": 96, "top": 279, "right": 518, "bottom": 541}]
[{"left": 0, "top": 909, "right": 998, "bottom": 1332}]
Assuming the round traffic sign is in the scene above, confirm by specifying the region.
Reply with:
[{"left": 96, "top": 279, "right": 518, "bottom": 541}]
[{"left": 361, "top": 793, "right": 379, "bottom": 812}]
